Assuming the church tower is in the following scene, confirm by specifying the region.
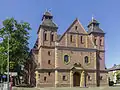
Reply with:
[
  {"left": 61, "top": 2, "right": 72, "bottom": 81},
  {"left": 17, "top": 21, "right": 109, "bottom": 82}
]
[
  {"left": 37, "top": 11, "right": 58, "bottom": 70},
  {"left": 87, "top": 17, "right": 105, "bottom": 70},
  {"left": 37, "top": 11, "right": 58, "bottom": 48}
]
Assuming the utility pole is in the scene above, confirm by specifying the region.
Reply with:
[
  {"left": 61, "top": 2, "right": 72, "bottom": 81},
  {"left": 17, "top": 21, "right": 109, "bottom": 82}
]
[
  {"left": 0, "top": 64, "right": 3, "bottom": 90},
  {"left": 7, "top": 35, "right": 10, "bottom": 90}
]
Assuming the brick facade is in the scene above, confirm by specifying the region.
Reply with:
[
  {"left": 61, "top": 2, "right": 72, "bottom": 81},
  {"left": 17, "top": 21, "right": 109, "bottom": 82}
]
[{"left": 26, "top": 11, "right": 108, "bottom": 87}]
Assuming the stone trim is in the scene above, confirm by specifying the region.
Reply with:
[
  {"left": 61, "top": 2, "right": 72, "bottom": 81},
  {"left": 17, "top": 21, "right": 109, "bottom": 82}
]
[
  {"left": 56, "top": 46, "right": 97, "bottom": 52},
  {"left": 67, "top": 32, "right": 88, "bottom": 35},
  {"left": 37, "top": 25, "right": 58, "bottom": 34},
  {"left": 88, "top": 32, "right": 105, "bottom": 35},
  {"left": 98, "top": 50, "right": 105, "bottom": 52},
  {"left": 39, "top": 45, "right": 97, "bottom": 52},
  {"left": 39, "top": 46, "right": 55, "bottom": 49},
  {"left": 36, "top": 68, "right": 108, "bottom": 72},
  {"left": 40, "top": 25, "right": 58, "bottom": 30},
  {"left": 55, "top": 70, "right": 58, "bottom": 87}
]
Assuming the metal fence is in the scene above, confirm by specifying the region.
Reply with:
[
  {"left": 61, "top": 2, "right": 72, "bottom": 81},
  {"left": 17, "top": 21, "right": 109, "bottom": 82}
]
[{"left": 0, "top": 82, "right": 10, "bottom": 90}]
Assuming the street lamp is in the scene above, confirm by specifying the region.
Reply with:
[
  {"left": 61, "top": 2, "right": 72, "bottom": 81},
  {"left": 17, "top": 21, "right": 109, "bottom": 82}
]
[{"left": 7, "top": 35, "right": 9, "bottom": 90}]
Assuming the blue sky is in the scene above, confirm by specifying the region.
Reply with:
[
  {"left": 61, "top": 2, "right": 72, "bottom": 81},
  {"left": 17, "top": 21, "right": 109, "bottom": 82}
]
[{"left": 0, "top": 0, "right": 120, "bottom": 68}]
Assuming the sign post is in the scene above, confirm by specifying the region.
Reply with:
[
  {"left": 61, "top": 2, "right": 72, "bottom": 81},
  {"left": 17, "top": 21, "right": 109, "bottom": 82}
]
[{"left": 10, "top": 73, "right": 12, "bottom": 90}]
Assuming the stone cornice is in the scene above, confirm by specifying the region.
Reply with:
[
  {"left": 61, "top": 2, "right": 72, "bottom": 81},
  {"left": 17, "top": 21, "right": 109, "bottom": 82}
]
[
  {"left": 36, "top": 68, "right": 108, "bottom": 73},
  {"left": 56, "top": 46, "right": 97, "bottom": 52},
  {"left": 38, "top": 45, "right": 97, "bottom": 52},
  {"left": 37, "top": 25, "right": 58, "bottom": 34},
  {"left": 98, "top": 50, "right": 105, "bottom": 52},
  {"left": 67, "top": 32, "right": 88, "bottom": 35}
]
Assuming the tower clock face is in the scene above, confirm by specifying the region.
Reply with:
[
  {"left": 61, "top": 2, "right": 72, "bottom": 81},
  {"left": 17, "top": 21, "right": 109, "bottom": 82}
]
[{"left": 64, "top": 55, "right": 70, "bottom": 64}]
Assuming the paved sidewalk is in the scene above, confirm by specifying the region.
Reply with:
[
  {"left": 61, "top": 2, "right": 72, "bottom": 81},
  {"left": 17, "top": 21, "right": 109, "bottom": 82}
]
[{"left": 12, "top": 87, "right": 120, "bottom": 90}]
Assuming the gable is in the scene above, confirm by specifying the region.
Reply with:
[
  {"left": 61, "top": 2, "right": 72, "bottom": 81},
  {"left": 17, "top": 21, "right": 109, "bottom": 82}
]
[
  {"left": 68, "top": 19, "right": 87, "bottom": 34},
  {"left": 58, "top": 18, "right": 95, "bottom": 48},
  {"left": 59, "top": 18, "right": 87, "bottom": 42}
]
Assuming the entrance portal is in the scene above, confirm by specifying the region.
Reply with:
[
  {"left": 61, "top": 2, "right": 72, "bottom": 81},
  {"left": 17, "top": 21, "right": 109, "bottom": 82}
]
[{"left": 73, "top": 72, "right": 80, "bottom": 87}]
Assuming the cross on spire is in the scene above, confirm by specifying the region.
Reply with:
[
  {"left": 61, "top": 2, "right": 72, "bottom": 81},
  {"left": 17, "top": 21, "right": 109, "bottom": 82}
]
[
  {"left": 92, "top": 14, "right": 94, "bottom": 22},
  {"left": 45, "top": 8, "right": 51, "bottom": 12}
]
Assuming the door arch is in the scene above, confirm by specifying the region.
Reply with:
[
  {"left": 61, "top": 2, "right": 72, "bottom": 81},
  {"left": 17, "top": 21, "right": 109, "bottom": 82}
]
[{"left": 73, "top": 72, "right": 80, "bottom": 87}]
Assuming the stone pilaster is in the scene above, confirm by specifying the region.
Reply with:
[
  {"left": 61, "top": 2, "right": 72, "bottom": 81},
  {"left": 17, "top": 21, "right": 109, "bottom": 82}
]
[
  {"left": 55, "top": 42, "right": 58, "bottom": 68},
  {"left": 55, "top": 42, "right": 59, "bottom": 87},
  {"left": 94, "top": 52, "right": 97, "bottom": 86},
  {"left": 65, "top": 34, "right": 68, "bottom": 46},
  {"left": 76, "top": 34, "right": 78, "bottom": 47},
  {"left": 85, "top": 36, "right": 88, "bottom": 48},
  {"left": 94, "top": 72, "right": 97, "bottom": 86},
  {"left": 80, "top": 71, "right": 85, "bottom": 87},
  {"left": 55, "top": 70, "right": 58, "bottom": 87},
  {"left": 70, "top": 70, "right": 73, "bottom": 87},
  {"left": 35, "top": 71, "right": 38, "bottom": 88},
  {"left": 39, "top": 48, "right": 42, "bottom": 68},
  {"left": 94, "top": 52, "right": 97, "bottom": 69}
]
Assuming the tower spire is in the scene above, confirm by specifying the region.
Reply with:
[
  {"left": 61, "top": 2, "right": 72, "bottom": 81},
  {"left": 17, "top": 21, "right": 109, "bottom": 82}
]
[
  {"left": 40, "top": 10, "right": 58, "bottom": 29},
  {"left": 92, "top": 14, "right": 94, "bottom": 22},
  {"left": 42, "top": 10, "right": 53, "bottom": 21},
  {"left": 91, "top": 14, "right": 94, "bottom": 30},
  {"left": 45, "top": 8, "right": 51, "bottom": 13},
  {"left": 87, "top": 16, "right": 104, "bottom": 34}
]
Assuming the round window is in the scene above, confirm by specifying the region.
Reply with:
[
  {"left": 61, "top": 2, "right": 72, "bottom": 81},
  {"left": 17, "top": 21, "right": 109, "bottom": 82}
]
[{"left": 64, "top": 55, "right": 70, "bottom": 64}]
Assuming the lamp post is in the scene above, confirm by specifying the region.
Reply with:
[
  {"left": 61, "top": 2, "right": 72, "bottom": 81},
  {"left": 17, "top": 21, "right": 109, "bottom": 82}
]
[
  {"left": 0, "top": 64, "right": 3, "bottom": 90},
  {"left": 7, "top": 35, "right": 10, "bottom": 90}
]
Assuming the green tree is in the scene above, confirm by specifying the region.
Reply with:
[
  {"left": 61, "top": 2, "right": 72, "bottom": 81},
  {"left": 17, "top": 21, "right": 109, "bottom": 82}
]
[
  {"left": 116, "top": 71, "right": 120, "bottom": 82},
  {"left": 0, "top": 18, "right": 31, "bottom": 72},
  {"left": 0, "top": 46, "right": 7, "bottom": 74}
]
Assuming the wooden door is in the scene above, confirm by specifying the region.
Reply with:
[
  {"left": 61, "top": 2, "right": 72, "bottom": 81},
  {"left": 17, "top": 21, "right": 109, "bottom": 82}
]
[{"left": 73, "top": 72, "right": 80, "bottom": 87}]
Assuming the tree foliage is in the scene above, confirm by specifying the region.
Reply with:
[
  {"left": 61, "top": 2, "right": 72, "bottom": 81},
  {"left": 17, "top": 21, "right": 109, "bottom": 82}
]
[
  {"left": 116, "top": 71, "right": 120, "bottom": 80},
  {"left": 0, "top": 18, "right": 31, "bottom": 72}
]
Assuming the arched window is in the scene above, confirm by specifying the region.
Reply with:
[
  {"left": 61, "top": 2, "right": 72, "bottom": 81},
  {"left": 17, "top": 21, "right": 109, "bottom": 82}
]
[
  {"left": 94, "top": 39, "right": 97, "bottom": 46},
  {"left": 100, "top": 39, "right": 102, "bottom": 46},
  {"left": 80, "top": 36, "right": 83, "bottom": 43},
  {"left": 84, "top": 56, "right": 89, "bottom": 63},
  {"left": 94, "top": 37, "right": 97, "bottom": 46},
  {"left": 44, "top": 77, "right": 46, "bottom": 81},
  {"left": 44, "top": 31, "right": 47, "bottom": 41},
  {"left": 51, "top": 33, "right": 54, "bottom": 41},
  {"left": 48, "top": 51, "right": 51, "bottom": 56},
  {"left": 48, "top": 60, "right": 51, "bottom": 64},
  {"left": 75, "top": 26, "right": 77, "bottom": 30},
  {"left": 70, "top": 35, "right": 73, "bottom": 42}
]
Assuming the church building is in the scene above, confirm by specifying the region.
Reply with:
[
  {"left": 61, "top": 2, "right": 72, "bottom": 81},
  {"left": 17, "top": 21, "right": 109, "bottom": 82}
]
[{"left": 27, "top": 11, "right": 108, "bottom": 87}]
